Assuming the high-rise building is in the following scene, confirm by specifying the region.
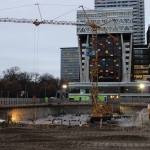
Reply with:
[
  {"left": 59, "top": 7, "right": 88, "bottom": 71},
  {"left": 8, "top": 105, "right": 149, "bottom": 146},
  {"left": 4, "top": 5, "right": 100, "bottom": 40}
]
[
  {"left": 132, "top": 26, "right": 150, "bottom": 82},
  {"left": 60, "top": 47, "right": 79, "bottom": 81},
  {"left": 147, "top": 25, "right": 150, "bottom": 47},
  {"left": 67, "top": 5, "right": 150, "bottom": 101},
  {"left": 94, "top": 0, "right": 145, "bottom": 45},
  {"left": 67, "top": 2, "right": 150, "bottom": 101},
  {"left": 77, "top": 7, "right": 134, "bottom": 82},
  {"left": 133, "top": 44, "right": 150, "bottom": 82}
]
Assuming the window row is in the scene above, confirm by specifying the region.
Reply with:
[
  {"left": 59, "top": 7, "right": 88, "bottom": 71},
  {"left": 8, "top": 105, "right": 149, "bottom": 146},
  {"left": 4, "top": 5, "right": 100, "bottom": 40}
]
[{"left": 77, "top": 11, "right": 132, "bottom": 18}]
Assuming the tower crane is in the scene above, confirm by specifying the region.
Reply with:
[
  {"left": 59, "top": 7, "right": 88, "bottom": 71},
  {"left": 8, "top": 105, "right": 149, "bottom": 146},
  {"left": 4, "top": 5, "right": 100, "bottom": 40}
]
[
  {"left": 0, "top": 5, "right": 119, "bottom": 123},
  {"left": 80, "top": 6, "right": 119, "bottom": 122}
]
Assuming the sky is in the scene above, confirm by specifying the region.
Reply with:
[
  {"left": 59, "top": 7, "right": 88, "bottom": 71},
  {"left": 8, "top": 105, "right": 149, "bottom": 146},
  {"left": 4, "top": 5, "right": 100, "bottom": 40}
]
[{"left": 0, "top": 0, "right": 150, "bottom": 79}]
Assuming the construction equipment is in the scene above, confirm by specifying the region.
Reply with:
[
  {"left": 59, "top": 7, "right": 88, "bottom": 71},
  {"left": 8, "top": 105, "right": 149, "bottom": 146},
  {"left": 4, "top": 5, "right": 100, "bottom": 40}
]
[
  {"left": 79, "top": 6, "right": 119, "bottom": 123},
  {"left": 0, "top": 5, "right": 119, "bottom": 123}
]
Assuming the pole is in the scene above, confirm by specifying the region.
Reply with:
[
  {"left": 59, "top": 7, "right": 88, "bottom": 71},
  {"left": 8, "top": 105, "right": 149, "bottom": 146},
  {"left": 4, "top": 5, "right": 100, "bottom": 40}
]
[
  {"left": 100, "top": 118, "right": 102, "bottom": 129},
  {"left": 27, "top": 92, "right": 28, "bottom": 104},
  {"left": 1, "top": 91, "right": 3, "bottom": 105},
  {"left": 45, "top": 85, "right": 46, "bottom": 98},
  {"left": 60, "top": 89, "right": 62, "bottom": 103},
  {"left": 142, "top": 88, "right": 143, "bottom": 100},
  {"left": 34, "top": 104, "right": 36, "bottom": 120},
  {"left": 7, "top": 91, "right": 10, "bottom": 104},
  {"left": 17, "top": 92, "right": 19, "bottom": 104},
  {"left": 7, "top": 91, "right": 9, "bottom": 98},
  {"left": 25, "top": 83, "right": 26, "bottom": 98}
]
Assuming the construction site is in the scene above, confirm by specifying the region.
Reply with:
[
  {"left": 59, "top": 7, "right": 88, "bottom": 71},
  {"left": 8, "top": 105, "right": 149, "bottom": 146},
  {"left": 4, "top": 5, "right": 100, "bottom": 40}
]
[
  {"left": 1, "top": 0, "right": 150, "bottom": 149},
  {"left": 0, "top": 101, "right": 150, "bottom": 150}
]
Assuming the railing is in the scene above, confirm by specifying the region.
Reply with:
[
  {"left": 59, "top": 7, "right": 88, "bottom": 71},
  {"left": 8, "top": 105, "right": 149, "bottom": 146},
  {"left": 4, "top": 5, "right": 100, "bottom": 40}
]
[
  {"left": 0, "top": 97, "right": 150, "bottom": 106},
  {"left": 0, "top": 98, "right": 69, "bottom": 106}
]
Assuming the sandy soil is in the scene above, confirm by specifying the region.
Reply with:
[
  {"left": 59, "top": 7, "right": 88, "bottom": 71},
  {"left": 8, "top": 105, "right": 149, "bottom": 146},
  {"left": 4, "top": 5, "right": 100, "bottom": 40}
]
[{"left": 0, "top": 125, "right": 150, "bottom": 150}]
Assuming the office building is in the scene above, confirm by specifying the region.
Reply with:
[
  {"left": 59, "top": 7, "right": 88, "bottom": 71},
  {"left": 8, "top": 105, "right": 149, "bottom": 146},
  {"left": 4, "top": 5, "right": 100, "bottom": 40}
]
[
  {"left": 147, "top": 25, "right": 150, "bottom": 47},
  {"left": 133, "top": 45, "right": 150, "bottom": 82},
  {"left": 94, "top": 0, "right": 145, "bottom": 44},
  {"left": 131, "top": 25, "right": 150, "bottom": 82},
  {"left": 60, "top": 47, "right": 79, "bottom": 81},
  {"left": 77, "top": 7, "right": 134, "bottom": 82},
  {"left": 67, "top": 6, "right": 150, "bottom": 101}
]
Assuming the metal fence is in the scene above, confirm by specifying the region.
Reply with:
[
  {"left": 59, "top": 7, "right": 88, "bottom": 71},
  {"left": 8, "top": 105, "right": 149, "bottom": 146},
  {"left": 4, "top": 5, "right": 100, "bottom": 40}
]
[
  {"left": 0, "top": 97, "right": 150, "bottom": 106},
  {"left": 0, "top": 98, "right": 69, "bottom": 105}
]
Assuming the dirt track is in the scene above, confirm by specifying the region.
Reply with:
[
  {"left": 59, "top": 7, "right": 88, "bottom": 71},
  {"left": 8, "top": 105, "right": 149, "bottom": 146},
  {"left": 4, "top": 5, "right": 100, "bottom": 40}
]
[{"left": 0, "top": 125, "right": 150, "bottom": 150}]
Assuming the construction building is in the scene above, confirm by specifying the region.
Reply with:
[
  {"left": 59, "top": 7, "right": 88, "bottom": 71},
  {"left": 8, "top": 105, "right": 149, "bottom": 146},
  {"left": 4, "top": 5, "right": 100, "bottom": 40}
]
[{"left": 94, "top": 0, "right": 145, "bottom": 45}]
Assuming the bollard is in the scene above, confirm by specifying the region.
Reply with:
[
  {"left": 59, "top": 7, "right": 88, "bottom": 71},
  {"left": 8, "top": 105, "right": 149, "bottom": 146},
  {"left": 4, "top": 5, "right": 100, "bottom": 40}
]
[
  {"left": 61, "top": 119, "right": 63, "bottom": 125},
  {"left": 79, "top": 121, "right": 82, "bottom": 127},
  {"left": 69, "top": 120, "right": 71, "bottom": 126}
]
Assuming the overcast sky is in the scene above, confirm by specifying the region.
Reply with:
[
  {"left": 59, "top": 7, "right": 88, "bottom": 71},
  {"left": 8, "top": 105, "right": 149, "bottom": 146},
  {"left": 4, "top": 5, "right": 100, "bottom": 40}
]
[{"left": 0, "top": 0, "right": 149, "bottom": 79}]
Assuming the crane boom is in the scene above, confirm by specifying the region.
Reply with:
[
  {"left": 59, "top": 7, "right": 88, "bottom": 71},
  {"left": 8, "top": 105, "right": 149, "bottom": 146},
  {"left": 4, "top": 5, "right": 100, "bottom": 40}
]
[
  {"left": 0, "top": 17, "right": 116, "bottom": 28},
  {"left": 0, "top": 18, "right": 86, "bottom": 26}
]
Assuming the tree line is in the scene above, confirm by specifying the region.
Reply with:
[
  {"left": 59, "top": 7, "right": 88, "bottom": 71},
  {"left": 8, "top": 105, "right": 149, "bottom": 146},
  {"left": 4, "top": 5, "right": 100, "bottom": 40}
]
[{"left": 0, "top": 66, "right": 64, "bottom": 98}]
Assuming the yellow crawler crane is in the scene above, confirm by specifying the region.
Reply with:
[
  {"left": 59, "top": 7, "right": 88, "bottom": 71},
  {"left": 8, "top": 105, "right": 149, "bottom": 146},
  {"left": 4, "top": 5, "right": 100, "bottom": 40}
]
[{"left": 80, "top": 6, "right": 119, "bottom": 121}]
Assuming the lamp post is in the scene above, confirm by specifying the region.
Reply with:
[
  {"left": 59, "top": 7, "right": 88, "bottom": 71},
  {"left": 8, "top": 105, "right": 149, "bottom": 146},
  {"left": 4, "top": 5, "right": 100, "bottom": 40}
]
[
  {"left": 7, "top": 91, "right": 9, "bottom": 98},
  {"left": 17, "top": 92, "right": 20, "bottom": 104},
  {"left": 7, "top": 91, "right": 9, "bottom": 105},
  {"left": 25, "top": 83, "right": 26, "bottom": 98},
  {"left": 45, "top": 84, "right": 46, "bottom": 98},
  {"left": 1, "top": 91, "right": 3, "bottom": 104},
  {"left": 62, "top": 85, "right": 67, "bottom": 91},
  {"left": 140, "top": 84, "right": 144, "bottom": 100},
  {"left": 61, "top": 84, "right": 67, "bottom": 102}
]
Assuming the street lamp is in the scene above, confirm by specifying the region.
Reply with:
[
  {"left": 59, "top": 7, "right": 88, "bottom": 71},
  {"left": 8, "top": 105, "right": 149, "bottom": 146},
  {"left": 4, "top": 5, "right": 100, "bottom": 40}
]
[
  {"left": 62, "top": 84, "right": 67, "bottom": 90},
  {"left": 140, "top": 84, "right": 144, "bottom": 99},
  {"left": 61, "top": 84, "right": 67, "bottom": 102}
]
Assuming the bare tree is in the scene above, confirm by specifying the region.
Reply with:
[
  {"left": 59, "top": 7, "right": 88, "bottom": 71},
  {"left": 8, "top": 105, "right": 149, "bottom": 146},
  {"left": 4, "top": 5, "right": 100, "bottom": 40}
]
[{"left": 3, "top": 66, "right": 21, "bottom": 81}]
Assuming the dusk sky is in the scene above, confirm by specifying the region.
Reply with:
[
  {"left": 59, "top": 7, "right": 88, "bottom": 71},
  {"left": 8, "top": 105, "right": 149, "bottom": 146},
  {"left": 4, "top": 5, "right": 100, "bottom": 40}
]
[{"left": 0, "top": 0, "right": 149, "bottom": 78}]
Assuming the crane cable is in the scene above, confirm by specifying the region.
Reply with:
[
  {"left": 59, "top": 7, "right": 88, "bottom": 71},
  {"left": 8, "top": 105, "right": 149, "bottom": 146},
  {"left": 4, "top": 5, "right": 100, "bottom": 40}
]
[
  {"left": 33, "top": 26, "right": 36, "bottom": 73},
  {"left": 35, "top": 3, "right": 42, "bottom": 21},
  {"left": 33, "top": 25, "right": 40, "bottom": 73},
  {"left": 33, "top": 3, "right": 42, "bottom": 73},
  {"left": 33, "top": 25, "right": 40, "bottom": 99},
  {"left": 0, "top": 4, "right": 34, "bottom": 11},
  {"left": 36, "top": 26, "right": 39, "bottom": 73},
  {"left": 52, "top": 7, "right": 79, "bottom": 21}
]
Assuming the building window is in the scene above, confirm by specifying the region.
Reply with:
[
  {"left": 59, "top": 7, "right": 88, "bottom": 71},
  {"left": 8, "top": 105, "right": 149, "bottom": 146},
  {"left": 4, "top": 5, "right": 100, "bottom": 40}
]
[{"left": 125, "top": 45, "right": 130, "bottom": 48}]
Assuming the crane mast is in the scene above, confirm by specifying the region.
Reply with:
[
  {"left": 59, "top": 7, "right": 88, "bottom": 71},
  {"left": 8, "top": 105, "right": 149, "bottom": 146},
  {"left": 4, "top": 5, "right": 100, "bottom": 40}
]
[{"left": 80, "top": 6, "right": 119, "bottom": 118}]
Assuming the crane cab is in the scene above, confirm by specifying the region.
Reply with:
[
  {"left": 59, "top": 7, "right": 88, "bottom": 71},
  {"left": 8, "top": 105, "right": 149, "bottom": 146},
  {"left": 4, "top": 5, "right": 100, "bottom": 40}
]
[{"left": 85, "top": 46, "right": 95, "bottom": 57}]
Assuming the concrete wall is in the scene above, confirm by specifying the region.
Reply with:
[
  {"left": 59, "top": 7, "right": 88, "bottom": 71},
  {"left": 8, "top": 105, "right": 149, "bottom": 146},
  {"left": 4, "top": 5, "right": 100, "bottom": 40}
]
[
  {"left": 0, "top": 106, "right": 91, "bottom": 122},
  {"left": 0, "top": 105, "right": 146, "bottom": 122}
]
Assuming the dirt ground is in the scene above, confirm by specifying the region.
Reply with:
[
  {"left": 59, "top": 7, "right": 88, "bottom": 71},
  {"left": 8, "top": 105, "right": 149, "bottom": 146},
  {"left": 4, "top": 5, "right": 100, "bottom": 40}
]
[{"left": 0, "top": 125, "right": 150, "bottom": 150}]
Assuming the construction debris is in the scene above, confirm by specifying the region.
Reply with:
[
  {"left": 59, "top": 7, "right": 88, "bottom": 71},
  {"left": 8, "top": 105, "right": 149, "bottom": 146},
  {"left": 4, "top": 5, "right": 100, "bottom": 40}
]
[{"left": 118, "top": 108, "right": 150, "bottom": 127}]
